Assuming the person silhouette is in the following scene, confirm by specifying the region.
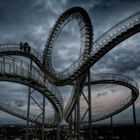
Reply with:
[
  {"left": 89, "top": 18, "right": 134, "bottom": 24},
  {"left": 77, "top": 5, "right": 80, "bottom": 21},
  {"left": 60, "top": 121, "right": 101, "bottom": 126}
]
[
  {"left": 27, "top": 43, "right": 31, "bottom": 54},
  {"left": 19, "top": 42, "right": 23, "bottom": 51},
  {"left": 20, "top": 42, "right": 31, "bottom": 54},
  {"left": 23, "top": 42, "right": 28, "bottom": 53}
]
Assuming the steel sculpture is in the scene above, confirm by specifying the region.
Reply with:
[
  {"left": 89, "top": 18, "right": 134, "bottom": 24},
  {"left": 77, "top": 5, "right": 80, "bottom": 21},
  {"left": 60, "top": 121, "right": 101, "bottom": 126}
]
[
  {"left": 0, "top": 7, "right": 139, "bottom": 140},
  {"left": 43, "top": 7, "right": 93, "bottom": 85}
]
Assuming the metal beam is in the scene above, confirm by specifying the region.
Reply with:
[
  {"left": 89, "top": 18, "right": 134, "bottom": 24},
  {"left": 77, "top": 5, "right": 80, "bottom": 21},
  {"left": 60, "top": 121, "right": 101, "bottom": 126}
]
[
  {"left": 34, "top": 112, "right": 43, "bottom": 122},
  {"left": 81, "top": 91, "right": 89, "bottom": 104},
  {"left": 42, "top": 95, "right": 45, "bottom": 140},
  {"left": 69, "top": 113, "right": 72, "bottom": 138},
  {"left": 111, "top": 116, "right": 113, "bottom": 139},
  {"left": 57, "top": 122, "right": 60, "bottom": 140},
  {"left": 133, "top": 103, "right": 136, "bottom": 126},
  {"left": 80, "top": 108, "right": 88, "bottom": 123},
  {"left": 111, "top": 116, "right": 113, "bottom": 128},
  {"left": 133, "top": 102, "right": 137, "bottom": 140},
  {"left": 30, "top": 95, "right": 43, "bottom": 111},
  {"left": 88, "top": 70, "right": 92, "bottom": 140},
  {"left": 42, "top": 75, "right": 46, "bottom": 140},
  {"left": 74, "top": 104, "right": 77, "bottom": 138},
  {"left": 26, "top": 87, "right": 31, "bottom": 140},
  {"left": 26, "top": 59, "right": 32, "bottom": 140},
  {"left": 77, "top": 78, "right": 80, "bottom": 140}
]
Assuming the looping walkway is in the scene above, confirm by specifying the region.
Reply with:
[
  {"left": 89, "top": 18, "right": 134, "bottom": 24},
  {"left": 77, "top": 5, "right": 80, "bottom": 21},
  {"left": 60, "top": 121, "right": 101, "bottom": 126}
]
[{"left": 0, "top": 7, "right": 139, "bottom": 126}]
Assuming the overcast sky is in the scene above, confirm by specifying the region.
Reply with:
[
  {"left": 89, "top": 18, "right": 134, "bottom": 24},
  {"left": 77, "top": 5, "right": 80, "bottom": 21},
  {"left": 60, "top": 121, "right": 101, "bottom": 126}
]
[{"left": 0, "top": 0, "right": 140, "bottom": 124}]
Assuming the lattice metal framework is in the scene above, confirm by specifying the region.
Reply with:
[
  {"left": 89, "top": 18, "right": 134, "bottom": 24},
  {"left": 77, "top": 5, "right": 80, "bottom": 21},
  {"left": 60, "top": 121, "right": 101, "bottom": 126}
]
[{"left": 0, "top": 6, "right": 139, "bottom": 140}]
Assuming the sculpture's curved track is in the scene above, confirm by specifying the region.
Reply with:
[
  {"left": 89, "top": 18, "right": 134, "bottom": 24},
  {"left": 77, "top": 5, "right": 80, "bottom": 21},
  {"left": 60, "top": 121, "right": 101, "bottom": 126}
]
[
  {"left": 64, "top": 73, "right": 139, "bottom": 121},
  {"left": 0, "top": 56, "right": 63, "bottom": 126},
  {"left": 0, "top": 72, "right": 138, "bottom": 126},
  {"left": 61, "top": 9, "right": 140, "bottom": 121},
  {"left": 0, "top": 7, "right": 139, "bottom": 126},
  {"left": 43, "top": 7, "right": 93, "bottom": 84},
  {"left": 43, "top": 10, "right": 140, "bottom": 86}
]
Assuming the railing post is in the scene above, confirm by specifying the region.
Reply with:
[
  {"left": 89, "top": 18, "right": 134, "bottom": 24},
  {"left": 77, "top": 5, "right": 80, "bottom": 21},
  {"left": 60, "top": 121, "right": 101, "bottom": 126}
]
[
  {"left": 42, "top": 74, "right": 46, "bottom": 140},
  {"left": 13, "top": 57, "right": 15, "bottom": 73},
  {"left": 3, "top": 56, "right": 5, "bottom": 73},
  {"left": 133, "top": 102, "right": 137, "bottom": 140},
  {"left": 88, "top": 70, "right": 92, "bottom": 140}
]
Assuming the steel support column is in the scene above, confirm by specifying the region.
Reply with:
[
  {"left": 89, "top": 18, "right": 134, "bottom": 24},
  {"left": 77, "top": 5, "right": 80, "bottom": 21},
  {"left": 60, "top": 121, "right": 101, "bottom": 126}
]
[
  {"left": 111, "top": 116, "right": 113, "bottom": 138},
  {"left": 111, "top": 116, "right": 113, "bottom": 128},
  {"left": 133, "top": 103, "right": 136, "bottom": 125},
  {"left": 42, "top": 95, "right": 45, "bottom": 140},
  {"left": 133, "top": 103, "right": 137, "bottom": 140},
  {"left": 69, "top": 113, "right": 72, "bottom": 138},
  {"left": 88, "top": 70, "right": 92, "bottom": 140},
  {"left": 77, "top": 78, "right": 80, "bottom": 140},
  {"left": 26, "top": 59, "right": 32, "bottom": 140},
  {"left": 74, "top": 104, "right": 77, "bottom": 138},
  {"left": 57, "top": 122, "right": 60, "bottom": 140},
  {"left": 42, "top": 75, "right": 46, "bottom": 140}
]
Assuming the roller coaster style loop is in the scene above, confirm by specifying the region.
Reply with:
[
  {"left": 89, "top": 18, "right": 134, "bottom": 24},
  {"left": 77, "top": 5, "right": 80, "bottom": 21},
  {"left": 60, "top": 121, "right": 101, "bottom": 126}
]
[
  {"left": 43, "top": 7, "right": 93, "bottom": 84},
  {"left": 0, "top": 7, "right": 139, "bottom": 128}
]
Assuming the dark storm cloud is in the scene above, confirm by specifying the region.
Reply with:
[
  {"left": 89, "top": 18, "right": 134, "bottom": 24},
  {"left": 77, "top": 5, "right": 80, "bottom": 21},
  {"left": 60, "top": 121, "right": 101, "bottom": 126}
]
[
  {"left": 92, "top": 38, "right": 140, "bottom": 81},
  {"left": 87, "top": 0, "right": 140, "bottom": 39},
  {"left": 0, "top": 0, "right": 64, "bottom": 51}
]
